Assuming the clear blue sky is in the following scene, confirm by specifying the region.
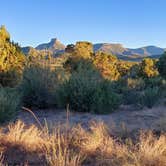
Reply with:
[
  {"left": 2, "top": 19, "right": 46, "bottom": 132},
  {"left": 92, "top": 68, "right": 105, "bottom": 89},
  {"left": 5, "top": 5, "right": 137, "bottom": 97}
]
[{"left": 0, "top": 0, "right": 166, "bottom": 48}]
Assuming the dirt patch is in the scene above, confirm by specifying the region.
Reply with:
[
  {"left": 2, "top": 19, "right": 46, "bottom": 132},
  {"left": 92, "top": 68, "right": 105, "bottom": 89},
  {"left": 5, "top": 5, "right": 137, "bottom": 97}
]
[{"left": 16, "top": 105, "right": 166, "bottom": 137}]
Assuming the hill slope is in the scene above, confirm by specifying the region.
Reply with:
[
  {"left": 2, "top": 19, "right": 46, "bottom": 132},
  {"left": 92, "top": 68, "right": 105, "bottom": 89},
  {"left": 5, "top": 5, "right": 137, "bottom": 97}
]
[
  {"left": 21, "top": 39, "right": 165, "bottom": 61},
  {"left": 94, "top": 43, "right": 165, "bottom": 57}
]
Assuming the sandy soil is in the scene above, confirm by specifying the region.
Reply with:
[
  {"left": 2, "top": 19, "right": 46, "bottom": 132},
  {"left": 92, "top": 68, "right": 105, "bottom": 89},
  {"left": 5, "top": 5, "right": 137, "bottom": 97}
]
[{"left": 16, "top": 105, "right": 166, "bottom": 137}]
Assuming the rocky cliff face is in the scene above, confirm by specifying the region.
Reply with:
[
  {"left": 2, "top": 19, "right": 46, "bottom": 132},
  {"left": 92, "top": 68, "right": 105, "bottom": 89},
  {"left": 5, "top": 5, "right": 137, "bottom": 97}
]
[{"left": 35, "top": 38, "right": 65, "bottom": 52}]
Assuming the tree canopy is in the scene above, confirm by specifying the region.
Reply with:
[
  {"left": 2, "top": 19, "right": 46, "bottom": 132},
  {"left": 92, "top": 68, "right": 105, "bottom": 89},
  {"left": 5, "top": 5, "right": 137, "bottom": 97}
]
[
  {"left": 157, "top": 52, "right": 166, "bottom": 78},
  {"left": 140, "top": 58, "right": 158, "bottom": 78},
  {"left": 0, "top": 26, "right": 25, "bottom": 86},
  {"left": 0, "top": 26, "right": 25, "bottom": 71}
]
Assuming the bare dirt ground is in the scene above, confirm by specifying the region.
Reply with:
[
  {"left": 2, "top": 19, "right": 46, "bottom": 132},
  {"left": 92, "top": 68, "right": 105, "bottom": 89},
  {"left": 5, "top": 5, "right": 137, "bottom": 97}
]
[{"left": 17, "top": 105, "right": 166, "bottom": 137}]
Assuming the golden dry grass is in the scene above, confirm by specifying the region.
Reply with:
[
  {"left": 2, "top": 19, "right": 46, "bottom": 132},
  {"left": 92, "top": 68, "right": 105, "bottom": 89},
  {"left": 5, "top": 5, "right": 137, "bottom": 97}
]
[
  {"left": 0, "top": 120, "right": 165, "bottom": 166},
  {"left": 0, "top": 153, "right": 4, "bottom": 166}
]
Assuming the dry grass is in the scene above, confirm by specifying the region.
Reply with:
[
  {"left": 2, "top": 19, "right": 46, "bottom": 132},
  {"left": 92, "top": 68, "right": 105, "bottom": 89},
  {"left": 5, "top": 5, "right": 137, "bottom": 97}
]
[
  {"left": 0, "top": 153, "right": 4, "bottom": 166},
  {"left": 45, "top": 127, "right": 83, "bottom": 166},
  {"left": 1, "top": 121, "right": 45, "bottom": 151},
  {"left": 0, "top": 120, "right": 165, "bottom": 166}
]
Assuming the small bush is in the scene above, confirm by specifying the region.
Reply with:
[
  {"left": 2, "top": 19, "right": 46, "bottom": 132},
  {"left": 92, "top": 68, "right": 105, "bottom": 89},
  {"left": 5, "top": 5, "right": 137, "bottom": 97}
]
[
  {"left": 142, "top": 87, "right": 160, "bottom": 108},
  {"left": 0, "top": 69, "right": 22, "bottom": 87},
  {"left": 56, "top": 66, "right": 101, "bottom": 112},
  {"left": 0, "top": 88, "right": 20, "bottom": 123},
  {"left": 111, "top": 78, "right": 145, "bottom": 95},
  {"left": 20, "top": 64, "right": 57, "bottom": 109},
  {"left": 123, "top": 89, "right": 141, "bottom": 106},
  {"left": 56, "top": 67, "right": 120, "bottom": 113},
  {"left": 92, "top": 81, "right": 121, "bottom": 114},
  {"left": 157, "top": 52, "right": 166, "bottom": 78},
  {"left": 144, "top": 76, "right": 163, "bottom": 88},
  {"left": 112, "top": 78, "right": 144, "bottom": 107}
]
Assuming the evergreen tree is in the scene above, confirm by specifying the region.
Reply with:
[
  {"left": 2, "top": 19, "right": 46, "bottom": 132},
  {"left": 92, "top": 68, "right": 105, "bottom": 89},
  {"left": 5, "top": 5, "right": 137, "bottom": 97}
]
[
  {"left": 0, "top": 25, "right": 25, "bottom": 86},
  {"left": 93, "top": 52, "right": 120, "bottom": 80},
  {"left": 140, "top": 58, "right": 158, "bottom": 78},
  {"left": 157, "top": 52, "right": 166, "bottom": 78},
  {"left": 74, "top": 41, "right": 93, "bottom": 59}
]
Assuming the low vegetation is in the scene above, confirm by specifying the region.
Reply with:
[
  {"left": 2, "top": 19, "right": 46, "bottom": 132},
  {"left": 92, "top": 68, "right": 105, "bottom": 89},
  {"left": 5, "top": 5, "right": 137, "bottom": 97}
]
[
  {"left": 56, "top": 63, "right": 120, "bottom": 113},
  {"left": 0, "top": 88, "right": 20, "bottom": 123},
  {"left": 20, "top": 64, "right": 58, "bottom": 108},
  {"left": 0, "top": 121, "right": 165, "bottom": 165}
]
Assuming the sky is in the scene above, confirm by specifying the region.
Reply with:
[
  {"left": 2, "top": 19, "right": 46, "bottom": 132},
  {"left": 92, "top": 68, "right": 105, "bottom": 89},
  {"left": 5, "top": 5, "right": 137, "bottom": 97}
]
[{"left": 0, "top": 0, "right": 166, "bottom": 48}]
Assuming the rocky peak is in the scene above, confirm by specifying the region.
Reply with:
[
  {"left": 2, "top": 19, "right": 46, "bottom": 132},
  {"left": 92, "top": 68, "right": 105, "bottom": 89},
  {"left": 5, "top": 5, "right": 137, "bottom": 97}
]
[{"left": 36, "top": 38, "right": 65, "bottom": 51}]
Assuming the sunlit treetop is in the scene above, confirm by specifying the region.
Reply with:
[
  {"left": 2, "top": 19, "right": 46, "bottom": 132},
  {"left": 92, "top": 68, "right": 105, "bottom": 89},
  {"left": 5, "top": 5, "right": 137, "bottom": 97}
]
[
  {"left": 0, "top": 25, "right": 25, "bottom": 73},
  {"left": 0, "top": 25, "right": 10, "bottom": 43}
]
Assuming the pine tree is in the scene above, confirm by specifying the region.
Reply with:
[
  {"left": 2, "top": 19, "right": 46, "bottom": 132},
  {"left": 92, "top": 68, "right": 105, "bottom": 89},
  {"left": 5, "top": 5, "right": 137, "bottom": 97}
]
[
  {"left": 93, "top": 52, "right": 120, "bottom": 80},
  {"left": 157, "top": 52, "right": 166, "bottom": 78},
  {"left": 0, "top": 25, "right": 25, "bottom": 86},
  {"left": 140, "top": 58, "right": 158, "bottom": 78}
]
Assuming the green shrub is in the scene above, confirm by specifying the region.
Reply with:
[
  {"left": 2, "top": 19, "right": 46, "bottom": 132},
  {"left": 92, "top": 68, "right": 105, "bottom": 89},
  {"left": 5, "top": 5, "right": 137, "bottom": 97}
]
[
  {"left": 0, "top": 69, "right": 22, "bottom": 87},
  {"left": 144, "top": 77, "right": 163, "bottom": 88},
  {"left": 111, "top": 78, "right": 144, "bottom": 106},
  {"left": 110, "top": 78, "right": 127, "bottom": 94},
  {"left": 142, "top": 87, "right": 160, "bottom": 108},
  {"left": 20, "top": 64, "right": 57, "bottom": 108},
  {"left": 123, "top": 89, "right": 141, "bottom": 106},
  {"left": 157, "top": 52, "right": 166, "bottom": 78},
  {"left": 56, "top": 67, "right": 120, "bottom": 113},
  {"left": 144, "top": 77, "right": 166, "bottom": 97},
  {"left": 56, "top": 66, "right": 100, "bottom": 112},
  {"left": 0, "top": 88, "right": 20, "bottom": 123},
  {"left": 111, "top": 78, "right": 145, "bottom": 95},
  {"left": 92, "top": 80, "right": 121, "bottom": 114}
]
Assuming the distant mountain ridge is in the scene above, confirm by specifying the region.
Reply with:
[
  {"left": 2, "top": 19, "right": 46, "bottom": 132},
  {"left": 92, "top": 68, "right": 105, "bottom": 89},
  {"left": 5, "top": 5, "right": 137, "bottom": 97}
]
[
  {"left": 94, "top": 43, "right": 128, "bottom": 56},
  {"left": 22, "top": 38, "right": 165, "bottom": 60},
  {"left": 93, "top": 43, "right": 166, "bottom": 57},
  {"left": 22, "top": 38, "right": 66, "bottom": 57}
]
